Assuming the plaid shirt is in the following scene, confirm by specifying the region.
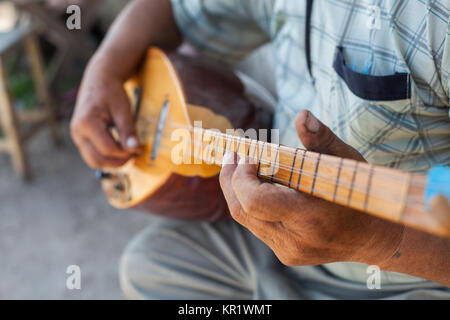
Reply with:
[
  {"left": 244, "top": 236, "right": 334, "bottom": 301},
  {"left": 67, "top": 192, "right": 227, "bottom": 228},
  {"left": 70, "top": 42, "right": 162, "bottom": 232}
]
[
  {"left": 170, "top": 0, "right": 450, "bottom": 286},
  {"left": 171, "top": 0, "right": 450, "bottom": 173}
]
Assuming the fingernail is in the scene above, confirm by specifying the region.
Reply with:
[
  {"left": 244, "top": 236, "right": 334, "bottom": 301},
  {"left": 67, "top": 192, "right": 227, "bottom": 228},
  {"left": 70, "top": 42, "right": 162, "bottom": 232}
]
[
  {"left": 238, "top": 157, "right": 246, "bottom": 166},
  {"left": 306, "top": 112, "right": 320, "bottom": 133},
  {"left": 126, "top": 136, "right": 139, "bottom": 149},
  {"left": 222, "top": 152, "right": 235, "bottom": 166}
]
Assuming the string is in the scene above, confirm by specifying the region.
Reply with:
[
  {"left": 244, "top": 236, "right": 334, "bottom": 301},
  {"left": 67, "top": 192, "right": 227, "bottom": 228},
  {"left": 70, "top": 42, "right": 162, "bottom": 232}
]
[
  {"left": 156, "top": 142, "right": 426, "bottom": 213},
  {"left": 139, "top": 120, "right": 430, "bottom": 190},
  {"left": 136, "top": 116, "right": 431, "bottom": 188},
  {"left": 150, "top": 136, "right": 427, "bottom": 208},
  {"left": 138, "top": 118, "right": 432, "bottom": 198}
]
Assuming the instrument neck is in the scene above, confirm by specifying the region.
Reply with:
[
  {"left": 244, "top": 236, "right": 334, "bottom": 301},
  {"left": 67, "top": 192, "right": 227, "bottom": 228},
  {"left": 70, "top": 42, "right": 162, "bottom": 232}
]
[{"left": 192, "top": 128, "right": 426, "bottom": 227}]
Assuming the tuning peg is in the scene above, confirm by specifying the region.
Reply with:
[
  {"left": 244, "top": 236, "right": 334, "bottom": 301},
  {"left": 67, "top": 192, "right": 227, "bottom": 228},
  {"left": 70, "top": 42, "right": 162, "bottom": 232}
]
[{"left": 95, "top": 170, "right": 112, "bottom": 180}]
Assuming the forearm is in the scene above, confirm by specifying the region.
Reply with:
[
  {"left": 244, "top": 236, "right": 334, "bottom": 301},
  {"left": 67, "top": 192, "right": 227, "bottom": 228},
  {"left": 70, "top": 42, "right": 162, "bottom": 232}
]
[
  {"left": 380, "top": 227, "right": 450, "bottom": 287},
  {"left": 87, "top": 0, "right": 182, "bottom": 80}
]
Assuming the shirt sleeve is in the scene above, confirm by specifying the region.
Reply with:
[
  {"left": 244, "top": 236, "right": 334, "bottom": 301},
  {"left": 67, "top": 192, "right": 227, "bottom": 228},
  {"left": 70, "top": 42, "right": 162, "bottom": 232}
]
[{"left": 170, "top": 0, "right": 274, "bottom": 64}]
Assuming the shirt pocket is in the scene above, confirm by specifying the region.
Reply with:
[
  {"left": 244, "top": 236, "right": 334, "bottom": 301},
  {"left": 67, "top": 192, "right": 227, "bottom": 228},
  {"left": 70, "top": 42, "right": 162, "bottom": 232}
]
[
  {"left": 333, "top": 46, "right": 411, "bottom": 101},
  {"left": 327, "top": 47, "right": 420, "bottom": 168}
]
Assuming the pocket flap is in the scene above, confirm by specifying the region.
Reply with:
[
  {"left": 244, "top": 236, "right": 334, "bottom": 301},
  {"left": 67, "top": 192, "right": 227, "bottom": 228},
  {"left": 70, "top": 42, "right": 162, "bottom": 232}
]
[{"left": 333, "top": 46, "right": 411, "bottom": 101}]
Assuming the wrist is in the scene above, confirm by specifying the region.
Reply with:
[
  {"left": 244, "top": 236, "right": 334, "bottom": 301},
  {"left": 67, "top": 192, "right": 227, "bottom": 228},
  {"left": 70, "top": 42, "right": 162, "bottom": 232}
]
[
  {"left": 353, "top": 218, "right": 405, "bottom": 266},
  {"left": 86, "top": 49, "right": 135, "bottom": 82}
]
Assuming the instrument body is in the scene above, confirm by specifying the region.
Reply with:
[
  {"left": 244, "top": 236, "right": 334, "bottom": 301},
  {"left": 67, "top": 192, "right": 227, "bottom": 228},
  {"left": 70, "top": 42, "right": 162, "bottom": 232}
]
[
  {"left": 101, "top": 48, "right": 271, "bottom": 219},
  {"left": 100, "top": 48, "right": 450, "bottom": 237}
]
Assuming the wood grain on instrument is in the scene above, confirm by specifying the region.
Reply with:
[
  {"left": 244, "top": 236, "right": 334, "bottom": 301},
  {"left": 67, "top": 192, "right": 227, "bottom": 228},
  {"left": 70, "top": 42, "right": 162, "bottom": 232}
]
[{"left": 192, "top": 130, "right": 449, "bottom": 237}]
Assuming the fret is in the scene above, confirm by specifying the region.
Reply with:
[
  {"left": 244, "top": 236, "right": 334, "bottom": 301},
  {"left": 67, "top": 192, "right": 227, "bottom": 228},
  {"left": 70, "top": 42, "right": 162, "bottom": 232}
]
[
  {"left": 271, "top": 145, "right": 280, "bottom": 182},
  {"left": 400, "top": 172, "right": 413, "bottom": 220},
  {"left": 257, "top": 141, "right": 266, "bottom": 176},
  {"left": 233, "top": 136, "right": 240, "bottom": 154},
  {"left": 205, "top": 131, "right": 217, "bottom": 164},
  {"left": 297, "top": 151, "right": 319, "bottom": 194},
  {"left": 365, "top": 166, "right": 412, "bottom": 222},
  {"left": 301, "top": 153, "right": 341, "bottom": 202},
  {"left": 347, "top": 161, "right": 359, "bottom": 206},
  {"left": 251, "top": 139, "right": 259, "bottom": 164},
  {"left": 363, "top": 164, "right": 375, "bottom": 212},
  {"left": 310, "top": 153, "right": 321, "bottom": 195},
  {"left": 348, "top": 162, "right": 372, "bottom": 212},
  {"left": 247, "top": 139, "right": 252, "bottom": 157},
  {"left": 333, "top": 158, "right": 344, "bottom": 202},
  {"left": 242, "top": 138, "right": 249, "bottom": 159},
  {"left": 194, "top": 127, "right": 203, "bottom": 164},
  {"left": 223, "top": 134, "right": 228, "bottom": 157},
  {"left": 236, "top": 136, "right": 242, "bottom": 156},
  {"left": 237, "top": 136, "right": 247, "bottom": 158},
  {"left": 212, "top": 133, "right": 221, "bottom": 165},
  {"left": 288, "top": 148, "right": 300, "bottom": 188},
  {"left": 334, "top": 159, "right": 357, "bottom": 207},
  {"left": 203, "top": 130, "right": 218, "bottom": 165},
  {"left": 218, "top": 132, "right": 226, "bottom": 164},
  {"left": 204, "top": 131, "right": 214, "bottom": 164},
  {"left": 297, "top": 150, "right": 307, "bottom": 190}
]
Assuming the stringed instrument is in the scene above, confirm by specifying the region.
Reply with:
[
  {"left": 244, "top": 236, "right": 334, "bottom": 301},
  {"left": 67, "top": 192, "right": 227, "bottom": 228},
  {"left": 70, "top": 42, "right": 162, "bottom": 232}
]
[{"left": 98, "top": 48, "right": 450, "bottom": 237}]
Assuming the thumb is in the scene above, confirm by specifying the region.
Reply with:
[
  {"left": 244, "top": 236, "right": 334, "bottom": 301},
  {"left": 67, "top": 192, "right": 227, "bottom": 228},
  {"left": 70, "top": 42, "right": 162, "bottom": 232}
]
[
  {"left": 109, "top": 89, "right": 140, "bottom": 152},
  {"left": 295, "top": 110, "right": 366, "bottom": 161}
]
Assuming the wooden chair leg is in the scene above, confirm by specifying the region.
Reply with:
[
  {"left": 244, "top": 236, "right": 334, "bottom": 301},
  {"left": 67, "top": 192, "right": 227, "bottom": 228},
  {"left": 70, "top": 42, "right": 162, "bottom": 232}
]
[
  {"left": 0, "top": 56, "right": 31, "bottom": 180},
  {"left": 24, "top": 34, "right": 62, "bottom": 146}
]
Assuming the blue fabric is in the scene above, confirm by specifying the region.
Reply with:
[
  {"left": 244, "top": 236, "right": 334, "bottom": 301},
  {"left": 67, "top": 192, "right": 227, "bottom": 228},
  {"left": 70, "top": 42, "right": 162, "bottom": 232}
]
[{"left": 425, "top": 166, "right": 450, "bottom": 205}]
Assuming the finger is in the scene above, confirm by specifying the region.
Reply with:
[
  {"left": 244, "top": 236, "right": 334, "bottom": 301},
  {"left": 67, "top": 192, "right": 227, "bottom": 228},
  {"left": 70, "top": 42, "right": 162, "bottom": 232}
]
[
  {"left": 231, "top": 157, "right": 295, "bottom": 222},
  {"left": 232, "top": 208, "right": 280, "bottom": 247},
  {"left": 219, "top": 155, "right": 279, "bottom": 241},
  {"left": 77, "top": 138, "right": 129, "bottom": 169},
  {"left": 295, "top": 110, "right": 366, "bottom": 161},
  {"left": 82, "top": 117, "right": 134, "bottom": 159},
  {"left": 219, "top": 152, "right": 242, "bottom": 214},
  {"left": 109, "top": 90, "right": 140, "bottom": 152}
]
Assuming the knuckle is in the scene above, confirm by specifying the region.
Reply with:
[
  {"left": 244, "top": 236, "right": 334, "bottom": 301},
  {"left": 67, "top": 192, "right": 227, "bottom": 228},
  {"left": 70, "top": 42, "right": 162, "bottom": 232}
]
[
  {"left": 275, "top": 248, "right": 300, "bottom": 266},
  {"left": 230, "top": 206, "right": 243, "bottom": 220},
  {"left": 241, "top": 192, "right": 260, "bottom": 213},
  {"left": 279, "top": 255, "right": 299, "bottom": 267},
  {"left": 241, "top": 183, "right": 273, "bottom": 213},
  {"left": 73, "top": 114, "right": 94, "bottom": 135},
  {"left": 84, "top": 156, "right": 101, "bottom": 169},
  {"left": 70, "top": 123, "right": 79, "bottom": 141},
  {"left": 70, "top": 117, "right": 83, "bottom": 135},
  {"left": 230, "top": 207, "right": 247, "bottom": 226}
]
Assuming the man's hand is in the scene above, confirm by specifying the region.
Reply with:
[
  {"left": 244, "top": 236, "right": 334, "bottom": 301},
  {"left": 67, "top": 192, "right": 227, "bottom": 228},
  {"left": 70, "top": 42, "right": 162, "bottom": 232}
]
[
  {"left": 219, "top": 110, "right": 404, "bottom": 267},
  {"left": 70, "top": 70, "right": 140, "bottom": 169},
  {"left": 70, "top": 0, "right": 181, "bottom": 169}
]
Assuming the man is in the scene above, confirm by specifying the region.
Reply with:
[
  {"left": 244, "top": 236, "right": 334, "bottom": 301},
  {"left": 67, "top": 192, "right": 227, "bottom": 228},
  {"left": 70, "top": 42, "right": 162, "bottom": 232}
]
[{"left": 71, "top": 0, "right": 450, "bottom": 299}]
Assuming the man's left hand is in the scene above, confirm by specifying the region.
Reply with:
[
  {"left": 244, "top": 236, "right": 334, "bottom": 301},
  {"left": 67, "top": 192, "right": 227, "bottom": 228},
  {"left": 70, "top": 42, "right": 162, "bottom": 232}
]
[{"left": 219, "top": 110, "right": 405, "bottom": 267}]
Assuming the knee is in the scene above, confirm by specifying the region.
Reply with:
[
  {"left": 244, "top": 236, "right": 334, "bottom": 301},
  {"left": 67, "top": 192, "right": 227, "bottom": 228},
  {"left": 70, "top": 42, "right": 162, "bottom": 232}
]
[
  {"left": 118, "top": 219, "right": 199, "bottom": 299},
  {"left": 119, "top": 222, "right": 169, "bottom": 299}
]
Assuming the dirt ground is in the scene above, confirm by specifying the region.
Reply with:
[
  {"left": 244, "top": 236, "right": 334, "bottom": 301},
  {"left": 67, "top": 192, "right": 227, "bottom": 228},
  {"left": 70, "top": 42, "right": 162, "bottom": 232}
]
[{"left": 0, "top": 122, "right": 151, "bottom": 299}]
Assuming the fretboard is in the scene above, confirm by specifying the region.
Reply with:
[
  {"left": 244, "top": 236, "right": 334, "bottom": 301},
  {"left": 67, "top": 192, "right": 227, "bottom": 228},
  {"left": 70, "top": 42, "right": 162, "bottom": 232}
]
[{"left": 191, "top": 128, "right": 426, "bottom": 227}]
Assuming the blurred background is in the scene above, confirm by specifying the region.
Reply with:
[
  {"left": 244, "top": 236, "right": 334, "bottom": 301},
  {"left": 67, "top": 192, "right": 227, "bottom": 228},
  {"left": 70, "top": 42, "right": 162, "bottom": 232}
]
[
  {"left": 0, "top": 0, "right": 152, "bottom": 299},
  {"left": 0, "top": 0, "right": 274, "bottom": 299}
]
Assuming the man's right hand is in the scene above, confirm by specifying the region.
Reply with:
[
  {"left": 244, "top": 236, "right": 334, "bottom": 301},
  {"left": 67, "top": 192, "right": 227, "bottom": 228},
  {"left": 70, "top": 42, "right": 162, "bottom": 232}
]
[
  {"left": 69, "top": 0, "right": 182, "bottom": 169},
  {"left": 70, "top": 68, "right": 140, "bottom": 169}
]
